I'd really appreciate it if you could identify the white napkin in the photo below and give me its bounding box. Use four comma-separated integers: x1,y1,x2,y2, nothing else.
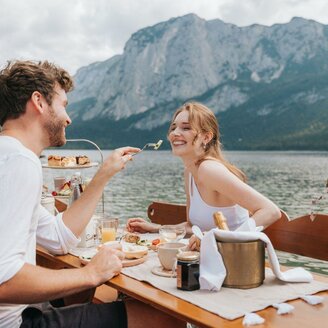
199,230,226,291
199,219,313,291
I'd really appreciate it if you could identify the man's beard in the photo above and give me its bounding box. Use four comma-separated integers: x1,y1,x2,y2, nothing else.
44,108,66,147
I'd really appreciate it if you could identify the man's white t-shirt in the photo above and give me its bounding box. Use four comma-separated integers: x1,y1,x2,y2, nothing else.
0,136,79,328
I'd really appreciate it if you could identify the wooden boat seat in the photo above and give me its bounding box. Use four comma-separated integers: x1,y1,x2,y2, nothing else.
147,201,328,261
264,213,328,261
148,201,187,225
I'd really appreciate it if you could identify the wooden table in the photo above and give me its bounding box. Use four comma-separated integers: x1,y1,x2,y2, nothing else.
36,246,328,328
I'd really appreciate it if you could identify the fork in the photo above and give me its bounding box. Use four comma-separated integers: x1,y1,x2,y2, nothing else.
132,140,163,156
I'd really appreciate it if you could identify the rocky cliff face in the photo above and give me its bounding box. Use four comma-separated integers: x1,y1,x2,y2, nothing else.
67,14,328,150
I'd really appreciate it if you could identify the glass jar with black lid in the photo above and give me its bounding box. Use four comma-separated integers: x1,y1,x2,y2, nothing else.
176,251,200,291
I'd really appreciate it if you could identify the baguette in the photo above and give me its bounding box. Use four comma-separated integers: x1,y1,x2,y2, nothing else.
213,211,230,230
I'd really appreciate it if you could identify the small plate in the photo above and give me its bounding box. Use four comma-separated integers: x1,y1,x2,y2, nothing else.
79,249,98,265
122,257,146,267
42,162,98,169
123,244,148,259
151,265,177,278
79,252,146,267
101,241,122,249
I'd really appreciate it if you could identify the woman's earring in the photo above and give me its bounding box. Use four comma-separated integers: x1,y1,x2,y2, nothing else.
202,143,207,150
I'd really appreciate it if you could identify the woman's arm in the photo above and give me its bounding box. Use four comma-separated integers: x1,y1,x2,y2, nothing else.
199,161,281,228
127,216,191,234
127,169,192,234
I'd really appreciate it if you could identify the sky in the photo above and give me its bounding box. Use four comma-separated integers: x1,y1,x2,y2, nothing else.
1,0,328,75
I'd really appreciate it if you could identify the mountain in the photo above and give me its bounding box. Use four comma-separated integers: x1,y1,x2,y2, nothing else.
66,14,328,150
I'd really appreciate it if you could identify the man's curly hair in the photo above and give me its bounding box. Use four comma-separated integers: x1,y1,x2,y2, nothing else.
0,60,74,126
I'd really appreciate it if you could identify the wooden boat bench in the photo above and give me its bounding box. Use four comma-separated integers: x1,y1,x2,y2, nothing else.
147,201,328,261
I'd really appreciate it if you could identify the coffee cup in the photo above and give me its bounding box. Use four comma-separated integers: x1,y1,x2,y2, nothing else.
157,242,186,271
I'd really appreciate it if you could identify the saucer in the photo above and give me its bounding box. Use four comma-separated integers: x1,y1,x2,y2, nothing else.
122,256,146,267
151,265,177,278
79,253,146,267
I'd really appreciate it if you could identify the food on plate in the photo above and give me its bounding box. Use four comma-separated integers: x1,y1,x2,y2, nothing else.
47,155,91,167
149,238,161,251
57,181,71,196
48,155,62,166
79,246,146,267
123,244,148,259
151,239,160,246
61,156,76,167
136,239,151,247
123,233,140,244
47,155,75,167
76,155,91,165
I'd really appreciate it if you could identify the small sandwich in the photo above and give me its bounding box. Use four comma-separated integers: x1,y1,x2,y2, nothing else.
123,233,140,244
48,155,62,166
76,155,90,165
61,156,76,167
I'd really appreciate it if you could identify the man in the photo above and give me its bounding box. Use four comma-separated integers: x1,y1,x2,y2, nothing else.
0,61,184,328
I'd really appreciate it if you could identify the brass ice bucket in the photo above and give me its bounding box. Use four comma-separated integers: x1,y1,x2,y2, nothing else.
217,240,265,289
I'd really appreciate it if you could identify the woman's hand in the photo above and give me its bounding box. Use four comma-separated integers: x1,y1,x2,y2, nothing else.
126,218,160,233
188,234,201,251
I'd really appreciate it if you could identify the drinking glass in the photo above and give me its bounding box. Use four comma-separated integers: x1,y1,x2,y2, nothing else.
101,218,118,243
159,225,186,242
116,223,126,241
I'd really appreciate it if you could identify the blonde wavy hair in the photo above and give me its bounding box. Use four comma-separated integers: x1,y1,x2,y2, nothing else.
168,102,246,182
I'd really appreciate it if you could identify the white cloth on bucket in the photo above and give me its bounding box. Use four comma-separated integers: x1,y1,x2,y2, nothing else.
199,230,226,290
199,219,313,291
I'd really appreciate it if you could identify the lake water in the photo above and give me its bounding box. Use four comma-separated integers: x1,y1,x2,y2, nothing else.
42,150,328,221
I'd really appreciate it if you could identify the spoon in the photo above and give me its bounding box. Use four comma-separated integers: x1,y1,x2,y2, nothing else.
192,225,203,240
132,139,163,156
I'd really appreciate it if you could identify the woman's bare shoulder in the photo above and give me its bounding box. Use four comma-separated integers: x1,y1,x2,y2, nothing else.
198,160,231,184
198,158,228,174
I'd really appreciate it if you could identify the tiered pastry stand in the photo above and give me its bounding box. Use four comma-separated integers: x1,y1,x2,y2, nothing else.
42,138,105,215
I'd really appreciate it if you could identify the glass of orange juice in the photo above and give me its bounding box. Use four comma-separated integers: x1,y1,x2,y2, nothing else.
101,218,118,243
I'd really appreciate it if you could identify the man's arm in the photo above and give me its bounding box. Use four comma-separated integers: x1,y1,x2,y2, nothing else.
62,146,139,237
0,246,123,304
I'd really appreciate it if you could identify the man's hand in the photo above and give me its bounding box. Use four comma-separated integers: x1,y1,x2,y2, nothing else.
126,217,160,233
102,146,140,178
84,246,124,285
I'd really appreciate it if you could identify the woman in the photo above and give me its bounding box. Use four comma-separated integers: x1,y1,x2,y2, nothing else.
127,102,281,246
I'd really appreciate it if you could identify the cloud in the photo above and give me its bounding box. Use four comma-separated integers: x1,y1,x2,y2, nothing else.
0,0,327,74
219,0,328,26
